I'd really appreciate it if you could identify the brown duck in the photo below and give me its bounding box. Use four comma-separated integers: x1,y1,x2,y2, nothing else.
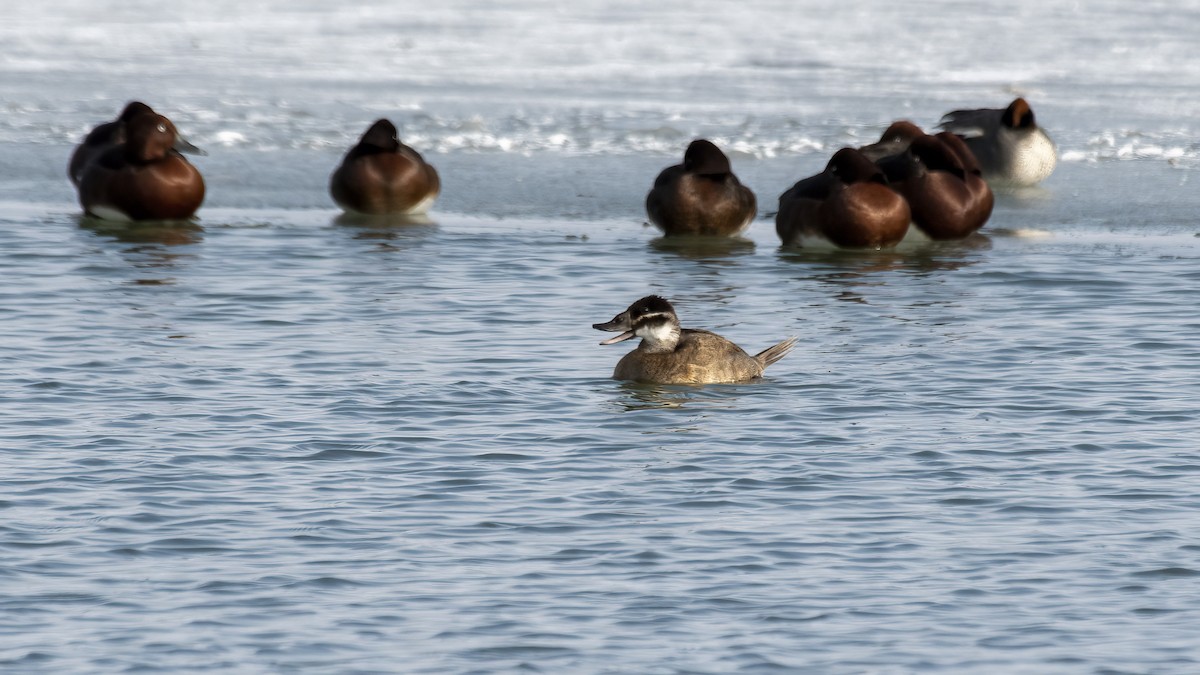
330,119,440,215
776,147,911,249
69,101,202,187
77,112,206,221
876,133,993,239
645,139,757,237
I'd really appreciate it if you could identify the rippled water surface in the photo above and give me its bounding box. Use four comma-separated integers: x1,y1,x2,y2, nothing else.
4,1,1200,673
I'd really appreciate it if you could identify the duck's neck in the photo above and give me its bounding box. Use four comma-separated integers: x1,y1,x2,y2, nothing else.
638,322,682,353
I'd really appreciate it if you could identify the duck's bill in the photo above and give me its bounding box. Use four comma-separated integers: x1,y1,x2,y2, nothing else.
593,312,630,332
174,135,207,156
598,330,635,345
593,313,631,341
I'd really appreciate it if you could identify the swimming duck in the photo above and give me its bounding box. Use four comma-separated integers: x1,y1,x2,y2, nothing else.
775,147,911,248
78,112,206,221
645,139,757,237
330,119,440,215
593,295,795,384
875,133,992,239
68,102,202,187
937,98,1056,187
857,120,926,162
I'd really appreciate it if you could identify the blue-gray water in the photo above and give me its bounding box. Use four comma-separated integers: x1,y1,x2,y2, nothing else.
4,1,1200,673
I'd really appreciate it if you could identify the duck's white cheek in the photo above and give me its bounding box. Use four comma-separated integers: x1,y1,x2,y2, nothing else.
638,322,675,342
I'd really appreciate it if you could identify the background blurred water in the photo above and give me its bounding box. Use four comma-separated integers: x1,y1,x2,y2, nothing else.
3,1,1200,673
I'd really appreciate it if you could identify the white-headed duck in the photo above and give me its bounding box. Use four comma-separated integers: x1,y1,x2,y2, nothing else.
594,295,795,384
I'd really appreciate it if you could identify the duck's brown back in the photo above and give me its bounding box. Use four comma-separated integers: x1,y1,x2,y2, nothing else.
613,329,763,384
646,171,756,237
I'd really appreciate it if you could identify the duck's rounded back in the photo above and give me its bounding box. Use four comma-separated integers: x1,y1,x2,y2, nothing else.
776,148,910,249
934,131,994,230
880,134,990,240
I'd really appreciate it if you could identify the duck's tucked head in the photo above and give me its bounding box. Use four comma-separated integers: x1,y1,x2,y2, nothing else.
876,120,924,145
909,135,967,179
360,119,402,152
934,131,983,175
593,295,681,351
1001,98,1036,130
828,147,887,185
683,139,732,177
118,101,155,123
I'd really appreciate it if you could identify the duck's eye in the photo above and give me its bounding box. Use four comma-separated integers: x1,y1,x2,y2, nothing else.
157,124,167,133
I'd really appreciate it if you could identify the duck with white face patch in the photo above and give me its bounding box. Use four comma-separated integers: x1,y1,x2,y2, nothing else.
593,295,795,385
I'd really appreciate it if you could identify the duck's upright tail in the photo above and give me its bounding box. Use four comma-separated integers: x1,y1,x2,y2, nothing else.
754,337,797,370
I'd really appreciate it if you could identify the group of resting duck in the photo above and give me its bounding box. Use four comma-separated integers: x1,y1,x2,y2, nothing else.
68,98,1056,385
649,97,1056,248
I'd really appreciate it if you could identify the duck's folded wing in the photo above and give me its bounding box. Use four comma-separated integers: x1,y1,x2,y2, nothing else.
937,108,998,139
